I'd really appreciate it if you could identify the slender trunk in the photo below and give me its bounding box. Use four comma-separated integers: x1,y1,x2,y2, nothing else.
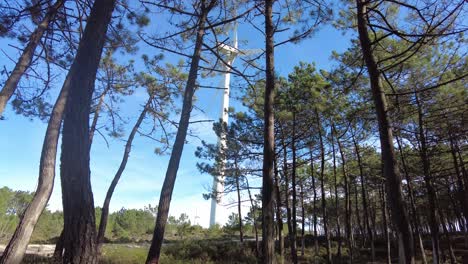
0,0,65,115
315,109,332,263
146,4,211,263
334,125,353,262
395,134,427,264
309,149,319,263
262,0,276,262
291,113,298,259
449,134,468,246
246,180,260,256
331,129,343,261
97,96,152,248
438,208,456,264
89,88,109,148
274,159,284,262
300,182,305,257
355,1,414,262
280,127,297,264
415,93,441,264
235,160,243,242
0,35,69,264
380,184,391,264
352,134,375,262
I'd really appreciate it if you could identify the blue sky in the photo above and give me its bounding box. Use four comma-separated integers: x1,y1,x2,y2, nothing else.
0,9,352,227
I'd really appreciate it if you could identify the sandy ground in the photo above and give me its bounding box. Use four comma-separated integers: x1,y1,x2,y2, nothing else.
0,244,55,257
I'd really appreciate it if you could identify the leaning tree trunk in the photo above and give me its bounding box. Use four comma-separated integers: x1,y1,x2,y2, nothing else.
0,0,65,116
262,0,276,263
0,44,68,264
59,1,116,263
145,4,211,263
97,95,153,248
0,1,114,263
355,1,415,263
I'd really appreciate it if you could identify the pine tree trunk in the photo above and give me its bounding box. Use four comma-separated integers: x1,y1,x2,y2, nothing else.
309,149,319,263
274,159,284,262
234,159,244,243
0,0,64,116
415,93,441,264
380,184,391,264
146,4,211,263
280,127,297,264
315,109,332,263
291,112,298,260
331,129,343,261
334,125,353,262
395,134,427,264
97,95,152,248
59,1,116,263
300,182,305,257
353,134,375,262
0,46,67,264
262,0,276,262
355,1,415,262
89,87,110,148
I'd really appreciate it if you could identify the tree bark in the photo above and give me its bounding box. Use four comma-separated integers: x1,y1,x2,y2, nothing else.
234,158,244,243
415,93,441,263
352,134,375,262
0,0,65,116
97,95,153,248
59,1,116,263
145,3,212,263
355,1,414,262
315,109,332,264
274,159,284,262
395,134,427,264
309,149,319,264
330,129,343,261
334,125,353,262
261,0,276,263
291,112,298,260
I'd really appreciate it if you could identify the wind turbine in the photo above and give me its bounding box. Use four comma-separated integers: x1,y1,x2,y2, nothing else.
209,22,261,227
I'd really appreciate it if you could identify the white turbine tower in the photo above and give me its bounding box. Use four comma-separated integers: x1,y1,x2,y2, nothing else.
209,22,261,227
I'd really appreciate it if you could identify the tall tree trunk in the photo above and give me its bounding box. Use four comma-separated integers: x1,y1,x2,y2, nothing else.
234,158,244,243
334,125,353,262
0,32,70,264
315,109,332,263
0,0,64,116
355,1,415,262
300,181,305,257
352,134,375,262
59,1,116,262
309,149,319,263
395,134,427,264
274,159,284,263
280,127,297,264
291,112,298,260
380,184,391,264
449,134,468,246
97,95,153,248
331,129,343,261
415,93,441,264
146,4,211,263
262,0,276,263
246,179,260,256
